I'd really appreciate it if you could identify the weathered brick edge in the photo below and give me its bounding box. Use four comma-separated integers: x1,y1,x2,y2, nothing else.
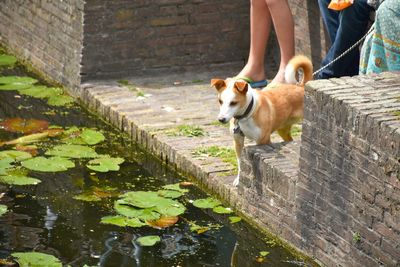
238,72,400,267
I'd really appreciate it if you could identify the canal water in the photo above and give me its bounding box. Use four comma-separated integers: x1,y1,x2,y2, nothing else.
0,57,315,266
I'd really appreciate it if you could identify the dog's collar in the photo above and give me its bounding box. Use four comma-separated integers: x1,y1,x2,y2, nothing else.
234,95,254,120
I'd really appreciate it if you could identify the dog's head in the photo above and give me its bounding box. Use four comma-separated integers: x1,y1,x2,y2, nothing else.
211,78,249,123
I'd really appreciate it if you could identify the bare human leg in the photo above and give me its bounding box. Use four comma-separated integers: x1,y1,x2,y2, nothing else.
237,0,272,83
238,0,294,85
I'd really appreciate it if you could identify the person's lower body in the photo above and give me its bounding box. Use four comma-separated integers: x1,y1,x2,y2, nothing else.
317,0,373,79
237,0,294,85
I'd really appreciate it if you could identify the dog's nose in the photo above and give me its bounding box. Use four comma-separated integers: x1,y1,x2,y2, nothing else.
218,117,227,123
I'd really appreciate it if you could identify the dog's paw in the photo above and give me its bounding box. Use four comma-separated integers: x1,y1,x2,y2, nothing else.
232,176,239,187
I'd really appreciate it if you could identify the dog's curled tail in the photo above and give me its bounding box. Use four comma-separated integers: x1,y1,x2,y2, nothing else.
284,55,313,86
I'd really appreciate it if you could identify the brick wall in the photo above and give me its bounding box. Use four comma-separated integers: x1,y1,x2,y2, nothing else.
298,73,400,266
81,0,325,81
0,0,84,95
238,72,400,267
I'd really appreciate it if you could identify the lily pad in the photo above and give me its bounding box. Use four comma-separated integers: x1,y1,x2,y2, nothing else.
0,158,14,175
118,191,186,217
0,175,41,185
11,252,62,267
136,235,161,247
0,83,32,91
15,144,39,156
0,54,17,66
47,95,74,106
18,86,63,99
21,156,75,172
45,144,98,158
162,183,189,193
157,189,183,199
0,204,7,216
212,206,233,214
147,216,179,229
114,202,160,221
229,216,242,223
86,156,124,172
0,76,38,85
0,118,49,134
100,215,146,228
192,197,222,209
80,129,105,145
119,191,166,209
0,150,32,161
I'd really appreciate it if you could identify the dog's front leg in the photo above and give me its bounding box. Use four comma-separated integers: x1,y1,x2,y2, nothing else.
232,132,244,187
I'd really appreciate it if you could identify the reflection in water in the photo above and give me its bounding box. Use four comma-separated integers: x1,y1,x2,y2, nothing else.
44,206,58,233
160,228,201,259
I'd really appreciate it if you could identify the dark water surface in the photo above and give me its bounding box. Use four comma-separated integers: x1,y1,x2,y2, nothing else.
0,65,314,267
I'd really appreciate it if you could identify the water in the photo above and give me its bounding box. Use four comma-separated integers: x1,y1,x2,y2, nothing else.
0,63,315,266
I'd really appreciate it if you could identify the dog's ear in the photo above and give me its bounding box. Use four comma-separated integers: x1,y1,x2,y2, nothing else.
234,81,248,94
210,79,226,92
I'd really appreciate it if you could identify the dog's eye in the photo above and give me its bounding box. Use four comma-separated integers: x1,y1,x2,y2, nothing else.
229,101,238,106
218,99,223,105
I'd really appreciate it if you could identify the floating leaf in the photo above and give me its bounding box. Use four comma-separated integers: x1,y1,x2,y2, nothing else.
80,129,105,145
21,156,75,172
11,252,62,267
114,202,160,221
47,95,74,106
192,197,221,209
260,251,270,257
157,189,183,199
212,206,233,214
118,191,186,216
0,83,32,91
0,204,7,216
100,215,146,228
162,183,189,193
86,156,124,172
0,158,14,175
190,224,211,234
18,86,63,99
147,216,179,229
45,144,98,158
0,118,49,134
154,201,186,217
0,132,50,147
15,144,38,156
180,181,193,186
0,75,37,90
136,235,161,247
0,150,32,161
0,76,37,85
229,216,242,224
0,175,41,185
119,191,165,209
0,54,17,66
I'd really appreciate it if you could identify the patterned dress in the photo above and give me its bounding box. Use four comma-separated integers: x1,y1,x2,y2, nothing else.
360,0,400,74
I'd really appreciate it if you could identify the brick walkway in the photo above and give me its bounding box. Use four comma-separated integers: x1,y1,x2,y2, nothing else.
80,72,301,207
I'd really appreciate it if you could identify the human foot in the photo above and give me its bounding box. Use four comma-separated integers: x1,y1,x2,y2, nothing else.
270,68,286,84
237,64,266,84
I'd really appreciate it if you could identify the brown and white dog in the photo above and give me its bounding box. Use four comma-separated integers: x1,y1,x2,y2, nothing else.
211,55,312,186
